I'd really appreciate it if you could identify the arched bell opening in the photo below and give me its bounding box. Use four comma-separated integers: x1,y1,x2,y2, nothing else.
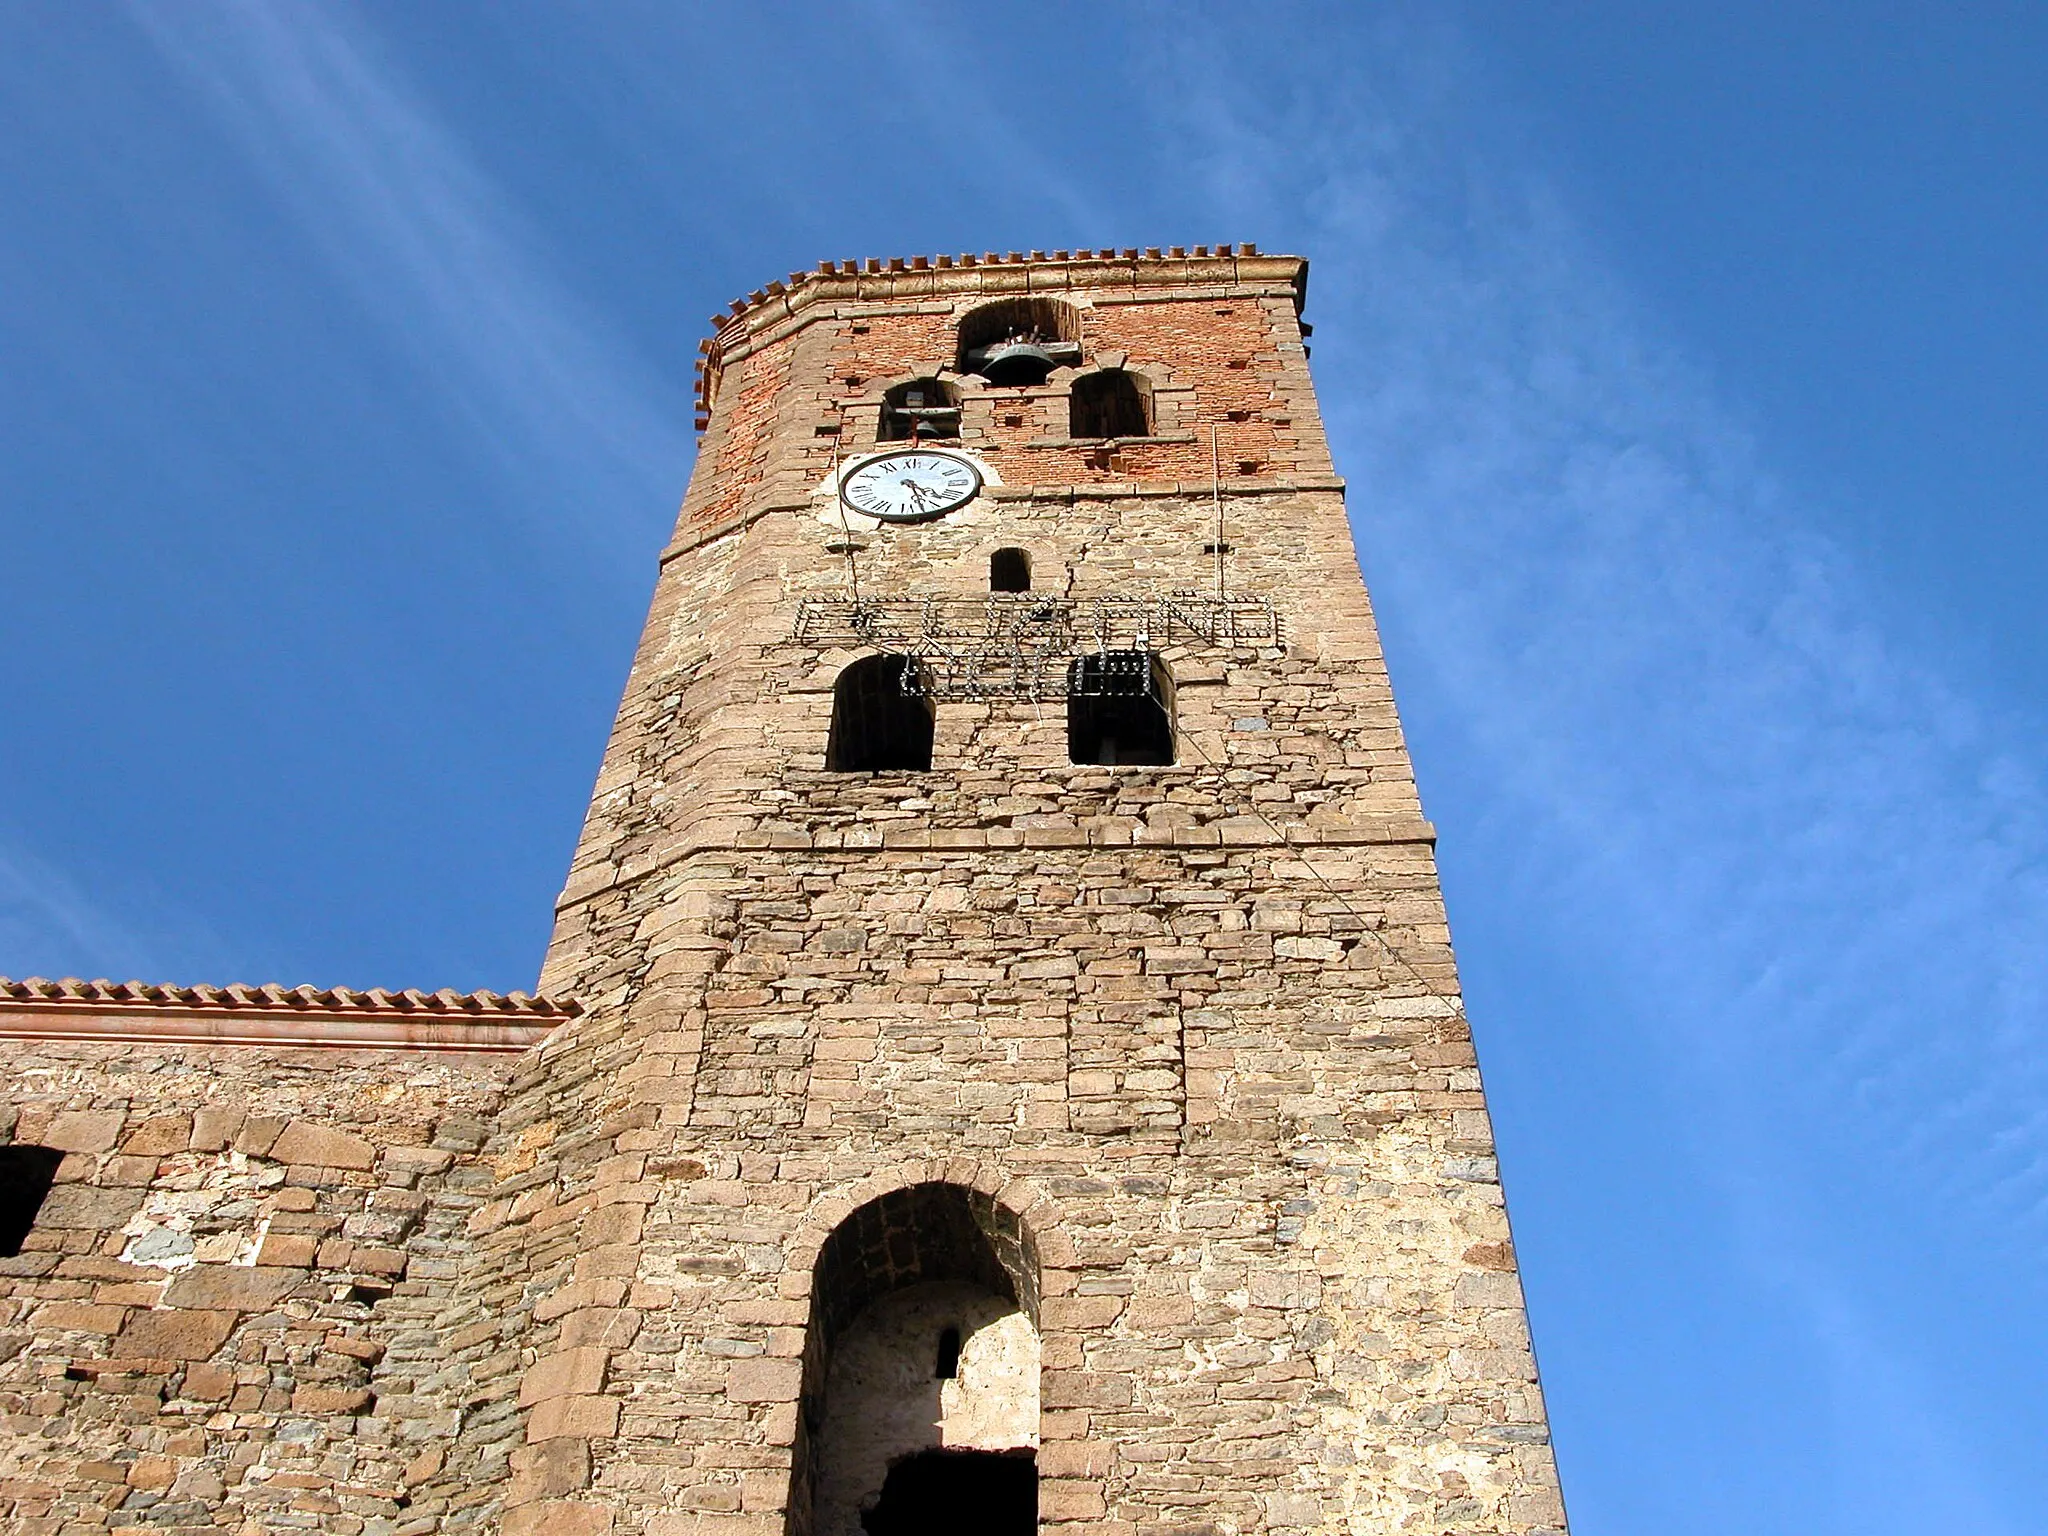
788,1184,1042,1536
1068,368,1152,439
826,655,935,772
879,379,961,443
956,298,1081,387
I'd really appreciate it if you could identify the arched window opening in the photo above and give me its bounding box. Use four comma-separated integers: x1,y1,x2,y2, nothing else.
879,379,961,443
0,1145,63,1258
1069,369,1152,439
791,1184,1041,1536
827,656,934,772
989,549,1031,593
1068,651,1175,766
957,298,1081,387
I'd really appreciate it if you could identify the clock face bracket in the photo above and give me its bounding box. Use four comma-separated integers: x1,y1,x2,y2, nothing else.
835,448,985,525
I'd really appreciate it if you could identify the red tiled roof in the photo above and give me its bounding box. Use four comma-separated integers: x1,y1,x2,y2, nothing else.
0,976,577,1017
0,976,578,1053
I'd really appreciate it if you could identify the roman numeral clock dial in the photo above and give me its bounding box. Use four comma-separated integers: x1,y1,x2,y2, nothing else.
838,449,982,523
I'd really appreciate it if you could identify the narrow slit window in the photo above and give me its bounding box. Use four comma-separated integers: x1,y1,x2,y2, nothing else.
990,549,1031,592
935,1326,963,1379
1067,651,1174,766
826,655,935,772
0,1145,63,1258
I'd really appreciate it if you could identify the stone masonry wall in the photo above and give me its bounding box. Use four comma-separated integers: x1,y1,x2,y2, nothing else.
0,1039,521,1535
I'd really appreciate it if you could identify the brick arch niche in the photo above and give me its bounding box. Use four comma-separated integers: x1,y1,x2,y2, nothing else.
790,1183,1042,1536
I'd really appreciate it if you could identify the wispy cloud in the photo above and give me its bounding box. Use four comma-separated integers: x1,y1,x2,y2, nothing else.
126,0,691,569
1142,10,2047,1529
0,839,230,987
0,844,139,979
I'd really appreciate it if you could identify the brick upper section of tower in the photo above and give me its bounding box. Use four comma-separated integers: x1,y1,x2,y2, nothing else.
686,245,1326,535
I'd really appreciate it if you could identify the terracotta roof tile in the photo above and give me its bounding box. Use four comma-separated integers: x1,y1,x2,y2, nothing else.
0,976,579,1018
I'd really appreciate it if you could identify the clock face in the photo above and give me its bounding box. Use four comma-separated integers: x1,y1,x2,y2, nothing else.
839,449,982,523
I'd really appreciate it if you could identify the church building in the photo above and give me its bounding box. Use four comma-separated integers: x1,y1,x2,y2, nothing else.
0,247,1571,1536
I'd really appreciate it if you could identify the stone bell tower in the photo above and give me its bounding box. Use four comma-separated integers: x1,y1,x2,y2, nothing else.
429,248,1570,1536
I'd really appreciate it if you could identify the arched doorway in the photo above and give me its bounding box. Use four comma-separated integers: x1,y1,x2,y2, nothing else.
791,1184,1040,1536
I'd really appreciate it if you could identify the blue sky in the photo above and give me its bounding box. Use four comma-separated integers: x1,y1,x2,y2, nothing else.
3,4,2044,1530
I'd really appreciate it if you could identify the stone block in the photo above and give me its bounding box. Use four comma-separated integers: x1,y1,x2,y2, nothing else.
1453,1272,1523,1309
35,1301,127,1333
188,1107,242,1151
36,1184,144,1229
178,1364,235,1401
1041,1371,1132,1409
1240,1487,1322,1532
1038,1441,1116,1478
99,1153,159,1186
124,1455,177,1490
325,1331,384,1363
1040,1480,1108,1520
519,1346,611,1406
291,1385,375,1414
269,1120,377,1170
118,1115,191,1156
505,1502,614,1536
115,1308,234,1362
233,1115,286,1156
255,1234,318,1268
1128,1297,1194,1327
581,1201,644,1247
560,1308,643,1350
164,1265,298,1312
573,1242,641,1279
508,1438,591,1502
526,1394,621,1441
1042,1294,1125,1329
1463,1241,1515,1272
45,1111,125,1153
534,1278,629,1323
353,1246,408,1277
724,1357,802,1403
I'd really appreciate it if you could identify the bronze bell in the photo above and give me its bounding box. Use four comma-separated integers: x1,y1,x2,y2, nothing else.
979,341,1057,387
